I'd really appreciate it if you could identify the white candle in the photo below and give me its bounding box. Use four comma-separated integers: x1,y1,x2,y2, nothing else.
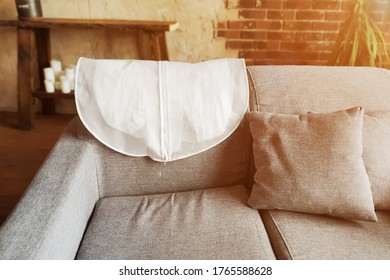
69,80,75,91
65,67,75,90
55,81,61,91
50,59,62,74
55,70,65,81
65,67,75,80
60,76,71,94
44,80,55,93
43,67,55,81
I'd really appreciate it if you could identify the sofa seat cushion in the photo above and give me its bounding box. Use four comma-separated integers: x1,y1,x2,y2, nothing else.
76,185,275,259
261,209,390,260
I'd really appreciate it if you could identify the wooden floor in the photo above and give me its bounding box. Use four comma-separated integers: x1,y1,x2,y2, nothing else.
0,112,75,226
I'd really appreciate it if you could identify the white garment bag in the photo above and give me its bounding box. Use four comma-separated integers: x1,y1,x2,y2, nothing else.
75,58,248,162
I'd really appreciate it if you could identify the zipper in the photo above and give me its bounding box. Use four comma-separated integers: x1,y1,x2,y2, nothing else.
159,61,170,162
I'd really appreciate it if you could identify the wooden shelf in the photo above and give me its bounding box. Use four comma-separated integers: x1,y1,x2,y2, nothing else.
0,18,179,32
0,17,178,129
33,90,75,99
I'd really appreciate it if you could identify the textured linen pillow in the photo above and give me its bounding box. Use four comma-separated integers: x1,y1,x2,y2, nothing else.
363,111,390,210
247,107,377,222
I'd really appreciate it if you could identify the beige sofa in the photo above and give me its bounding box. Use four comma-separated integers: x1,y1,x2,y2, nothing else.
0,65,389,259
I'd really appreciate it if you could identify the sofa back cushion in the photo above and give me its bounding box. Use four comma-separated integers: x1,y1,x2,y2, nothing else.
247,66,390,114
76,118,251,197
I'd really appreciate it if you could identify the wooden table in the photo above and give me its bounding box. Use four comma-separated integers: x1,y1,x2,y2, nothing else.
0,18,179,129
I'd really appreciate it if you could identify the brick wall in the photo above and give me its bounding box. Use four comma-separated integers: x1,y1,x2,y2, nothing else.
215,0,390,66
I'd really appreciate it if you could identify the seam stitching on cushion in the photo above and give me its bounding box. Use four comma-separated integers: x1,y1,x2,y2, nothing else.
247,68,260,111
88,141,101,199
244,117,251,189
267,210,294,260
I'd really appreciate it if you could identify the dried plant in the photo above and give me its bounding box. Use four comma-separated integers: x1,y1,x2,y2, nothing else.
328,0,389,67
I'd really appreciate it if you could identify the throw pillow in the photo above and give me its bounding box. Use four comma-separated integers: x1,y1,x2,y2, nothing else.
363,111,390,210
246,107,377,222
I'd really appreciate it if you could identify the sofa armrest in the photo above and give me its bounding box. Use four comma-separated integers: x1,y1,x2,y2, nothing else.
0,118,99,259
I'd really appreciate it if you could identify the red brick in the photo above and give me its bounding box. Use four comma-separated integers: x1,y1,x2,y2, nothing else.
312,21,339,31
239,9,266,19
262,59,293,65
267,10,295,20
254,40,280,50
259,0,283,9
325,11,350,21
296,10,325,20
239,50,267,59
215,30,241,39
226,0,262,9
281,41,308,51
226,40,254,49
268,31,294,41
241,30,267,39
253,59,281,65
384,32,390,43
341,1,355,11
256,20,282,30
307,60,328,66
283,0,312,9
381,63,390,70
228,20,256,29
217,21,227,29
295,51,320,60
313,1,341,10
295,31,322,41
376,22,388,33
308,42,335,52
320,52,332,61
266,41,281,50
384,12,390,22
369,12,384,22
266,50,317,60
323,32,339,41
265,50,284,59
284,59,308,65
252,59,266,65
283,21,312,31
254,41,267,49
244,59,256,66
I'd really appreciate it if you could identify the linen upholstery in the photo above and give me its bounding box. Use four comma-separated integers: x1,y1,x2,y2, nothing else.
78,117,252,197
247,65,390,260
363,112,390,209
261,209,390,260
76,185,276,260
0,118,99,259
247,66,390,114
246,107,377,222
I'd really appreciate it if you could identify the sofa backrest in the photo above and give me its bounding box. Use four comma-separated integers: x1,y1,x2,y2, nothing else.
76,117,252,198
247,66,390,114
76,65,390,198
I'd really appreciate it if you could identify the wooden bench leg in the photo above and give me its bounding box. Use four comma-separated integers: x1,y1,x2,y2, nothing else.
17,27,35,130
35,28,55,115
137,31,169,60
